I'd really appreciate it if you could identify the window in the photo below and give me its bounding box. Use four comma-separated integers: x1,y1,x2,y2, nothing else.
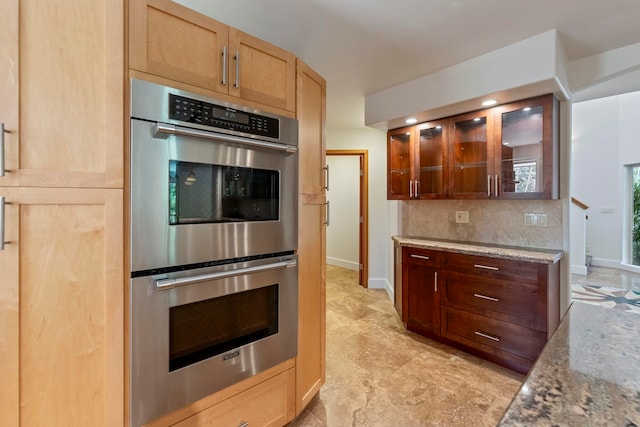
633,166,640,265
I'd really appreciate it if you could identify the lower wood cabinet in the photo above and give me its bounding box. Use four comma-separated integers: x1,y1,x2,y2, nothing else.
172,368,295,427
403,248,441,337
401,246,560,374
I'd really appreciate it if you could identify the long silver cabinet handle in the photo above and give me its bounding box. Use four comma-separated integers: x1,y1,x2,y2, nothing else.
221,46,227,85
324,200,330,226
323,164,329,190
473,264,499,271
475,331,500,342
487,175,491,197
409,180,414,199
234,50,240,88
434,271,438,292
410,254,430,260
155,258,297,290
1,123,6,177
153,123,297,154
495,174,499,197
473,293,499,302
0,196,5,250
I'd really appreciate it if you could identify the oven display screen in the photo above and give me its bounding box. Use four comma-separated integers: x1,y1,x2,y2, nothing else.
169,94,279,138
169,284,279,372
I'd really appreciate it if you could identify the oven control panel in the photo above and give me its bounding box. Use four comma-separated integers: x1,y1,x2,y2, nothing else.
169,94,279,139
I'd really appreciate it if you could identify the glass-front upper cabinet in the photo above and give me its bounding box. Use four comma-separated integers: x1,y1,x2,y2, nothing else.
416,121,448,199
387,126,414,199
494,94,558,199
449,110,494,198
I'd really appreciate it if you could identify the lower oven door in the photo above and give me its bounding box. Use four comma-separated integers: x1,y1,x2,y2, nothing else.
130,254,298,427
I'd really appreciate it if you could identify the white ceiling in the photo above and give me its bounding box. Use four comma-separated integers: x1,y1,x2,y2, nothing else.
178,0,640,128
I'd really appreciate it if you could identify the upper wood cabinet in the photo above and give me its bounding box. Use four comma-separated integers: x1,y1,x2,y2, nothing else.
0,0,124,188
387,120,448,200
130,0,296,112
387,94,559,200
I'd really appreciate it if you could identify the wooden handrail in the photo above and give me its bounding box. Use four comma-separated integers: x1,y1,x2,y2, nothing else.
571,197,589,210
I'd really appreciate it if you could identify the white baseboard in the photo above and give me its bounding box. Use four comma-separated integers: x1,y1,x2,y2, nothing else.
571,265,588,275
589,258,640,274
326,257,359,271
368,277,394,302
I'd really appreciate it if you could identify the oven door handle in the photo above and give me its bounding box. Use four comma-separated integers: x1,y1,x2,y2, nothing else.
154,123,298,154
155,258,297,290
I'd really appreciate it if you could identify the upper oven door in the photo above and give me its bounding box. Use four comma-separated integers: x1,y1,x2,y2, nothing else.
130,119,298,273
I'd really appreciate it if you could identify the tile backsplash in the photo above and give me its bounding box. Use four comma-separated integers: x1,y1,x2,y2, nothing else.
402,199,563,249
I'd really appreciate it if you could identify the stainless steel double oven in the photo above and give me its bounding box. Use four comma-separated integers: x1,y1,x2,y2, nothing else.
129,79,298,426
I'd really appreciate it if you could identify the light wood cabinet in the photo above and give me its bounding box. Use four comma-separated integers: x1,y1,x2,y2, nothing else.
130,0,296,112
0,1,125,425
173,368,295,427
0,187,123,427
0,0,124,189
295,59,327,415
387,94,558,200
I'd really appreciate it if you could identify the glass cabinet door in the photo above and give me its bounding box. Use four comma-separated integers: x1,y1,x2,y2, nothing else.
450,111,493,198
495,94,556,199
387,127,414,199
416,121,447,198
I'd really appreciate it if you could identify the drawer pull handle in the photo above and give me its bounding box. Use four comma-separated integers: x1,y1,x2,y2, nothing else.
475,331,500,342
473,264,499,271
434,271,438,292
411,254,430,260
239,421,249,427
473,293,499,302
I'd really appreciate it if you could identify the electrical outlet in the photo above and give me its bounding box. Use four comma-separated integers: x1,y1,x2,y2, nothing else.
455,211,469,223
524,213,548,227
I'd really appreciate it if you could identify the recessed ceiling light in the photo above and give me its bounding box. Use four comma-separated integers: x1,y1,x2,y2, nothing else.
523,107,531,112
406,118,417,124
436,125,442,129
473,117,481,122
482,99,497,106
405,132,411,136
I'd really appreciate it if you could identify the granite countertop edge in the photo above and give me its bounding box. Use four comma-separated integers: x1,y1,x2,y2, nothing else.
392,236,564,264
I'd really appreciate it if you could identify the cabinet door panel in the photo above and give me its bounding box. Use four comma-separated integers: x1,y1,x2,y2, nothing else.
296,198,326,413
416,121,447,198
406,262,440,336
494,94,557,199
130,0,228,94
0,0,124,188
0,188,123,427
387,127,413,199
230,29,296,112
449,110,493,198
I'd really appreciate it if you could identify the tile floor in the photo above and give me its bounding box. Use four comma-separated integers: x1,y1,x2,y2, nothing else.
292,265,524,427
571,266,640,313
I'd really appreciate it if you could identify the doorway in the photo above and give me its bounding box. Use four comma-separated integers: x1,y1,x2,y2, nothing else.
326,150,369,287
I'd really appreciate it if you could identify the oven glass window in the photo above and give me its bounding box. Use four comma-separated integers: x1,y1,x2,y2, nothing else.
169,160,279,225
169,284,279,372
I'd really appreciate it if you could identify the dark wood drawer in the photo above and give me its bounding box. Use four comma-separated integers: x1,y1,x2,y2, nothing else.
441,306,546,361
445,252,542,284
403,247,441,268
443,271,546,331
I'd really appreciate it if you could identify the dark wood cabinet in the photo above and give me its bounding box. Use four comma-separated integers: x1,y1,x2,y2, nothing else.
387,121,448,200
387,94,559,200
403,248,441,337
400,248,560,374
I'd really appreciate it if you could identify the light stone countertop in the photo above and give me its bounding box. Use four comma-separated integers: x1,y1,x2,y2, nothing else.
499,302,640,426
392,236,563,264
